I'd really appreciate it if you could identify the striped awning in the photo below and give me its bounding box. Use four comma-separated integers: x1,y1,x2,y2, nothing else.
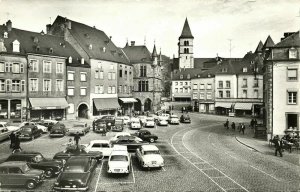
234,103,253,110
93,98,120,111
119,98,138,103
215,102,232,108
29,98,68,110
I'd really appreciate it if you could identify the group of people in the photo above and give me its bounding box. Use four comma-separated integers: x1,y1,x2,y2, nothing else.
224,119,246,134
9,131,21,153
271,134,299,157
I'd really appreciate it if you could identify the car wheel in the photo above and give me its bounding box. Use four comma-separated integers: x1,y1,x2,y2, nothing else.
45,169,53,178
26,180,37,189
149,138,155,143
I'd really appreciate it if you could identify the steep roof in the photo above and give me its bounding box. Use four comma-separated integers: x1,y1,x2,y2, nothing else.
152,44,157,58
274,31,299,48
262,35,275,49
235,52,263,75
255,41,263,53
0,24,88,67
122,45,152,64
179,18,194,39
52,16,128,64
172,68,202,80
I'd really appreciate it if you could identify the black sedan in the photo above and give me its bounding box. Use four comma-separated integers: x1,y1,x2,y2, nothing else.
180,114,191,123
111,136,149,152
131,130,158,143
18,125,43,140
52,156,97,192
50,123,68,137
53,145,103,162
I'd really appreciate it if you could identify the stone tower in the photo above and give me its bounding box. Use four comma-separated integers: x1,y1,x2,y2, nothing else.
178,18,194,68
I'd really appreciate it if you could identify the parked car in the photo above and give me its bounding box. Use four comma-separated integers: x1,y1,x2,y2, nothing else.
157,119,168,126
136,145,164,169
107,145,131,175
84,140,113,157
93,115,115,132
0,121,20,133
120,116,131,125
158,113,170,121
49,123,68,137
144,117,155,128
18,125,43,140
111,136,149,152
110,132,143,143
132,130,158,143
94,119,107,134
52,156,97,192
169,115,180,125
53,145,103,162
19,122,48,133
180,114,191,123
37,120,58,132
0,123,12,142
0,161,45,189
112,118,124,132
68,122,90,135
5,151,64,178
130,118,142,130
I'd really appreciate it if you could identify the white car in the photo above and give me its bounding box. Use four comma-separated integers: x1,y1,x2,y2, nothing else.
130,118,142,130
169,115,180,124
110,132,142,143
158,113,170,121
107,145,131,174
118,116,130,125
19,122,48,133
0,122,20,132
145,117,155,128
136,145,164,168
158,119,168,126
84,140,113,157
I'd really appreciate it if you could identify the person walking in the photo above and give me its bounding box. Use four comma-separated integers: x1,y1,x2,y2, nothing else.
241,123,245,134
272,135,283,157
12,135,21,153
231,122,236,131
250,119,255,129
9,131,16,149
74,132,81,146
224,119,229,129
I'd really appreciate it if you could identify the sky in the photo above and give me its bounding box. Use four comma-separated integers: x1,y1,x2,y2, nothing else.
0,0,299,58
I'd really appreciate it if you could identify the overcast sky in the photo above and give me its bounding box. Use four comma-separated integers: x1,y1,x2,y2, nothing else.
0,0,299,58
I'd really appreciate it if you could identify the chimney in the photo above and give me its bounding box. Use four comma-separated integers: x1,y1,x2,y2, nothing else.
109,36,112,41
6,20,12,32
67,20,71,29
46,24,52,34
130,41,135,46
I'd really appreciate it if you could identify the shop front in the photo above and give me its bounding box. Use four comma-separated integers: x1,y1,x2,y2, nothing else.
118,98,137,117
215,102,233,116
93,98,119,116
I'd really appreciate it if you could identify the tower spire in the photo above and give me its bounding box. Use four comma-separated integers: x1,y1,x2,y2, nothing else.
179,18,194,39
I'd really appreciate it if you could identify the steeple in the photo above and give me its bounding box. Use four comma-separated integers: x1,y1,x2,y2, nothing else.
179,18,194,39
262,35,275,50
255,41,263,53
159,48,163,66
152,44,158,58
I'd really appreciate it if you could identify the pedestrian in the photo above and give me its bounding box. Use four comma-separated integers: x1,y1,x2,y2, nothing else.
12,135,21,153
272,135,283,157
238,123,242,132
9,131,16,149
250,119,255,129
241,123,245,134
254,119,257,127
74,132,81,146
231,122,236,131
224,119,229,129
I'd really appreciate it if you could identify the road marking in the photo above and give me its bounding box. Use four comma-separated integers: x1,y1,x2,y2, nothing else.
94,161,103,192
131,159,136,184
250,165,281,182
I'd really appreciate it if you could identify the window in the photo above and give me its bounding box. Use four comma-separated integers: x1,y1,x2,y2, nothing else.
110,64,114,70
43,79,51,92
56,80,63,92
180,88,183,93
254,90,258,98
200,93,204,99
243,67,248,72
29,79,38,91
0,79,5,91
21,80,25,92
289,47,298,59
219,91,223,98
288,91,297,104
207,84,212,90
193,84,197,90
20,64,24,73
6,79,11,92
242,79,247,87
175,88,178,93
184,41,189,46
124,71,127,80
56,62,63,73
0,62,4,72
99,85,104,94
67,87,74,96
226,81,230,88
95,70,99,79
253,79,259,87
124,85,127,93
287,69,297,81
112,72,116,80
119,69,123,78
184,48,189,53
184,88,188,93
80,87,86,96
185,82,188,86
193,93,197,99
243,90,247,98
118,85,122,93
12,63,20,73
5,63,12,72
180,82,183,86
226,91,230,98
43,61,51,73
140,66,147,77
12,80,20,92
207,92,212,99
30,60,38,72
80,73,87,81
175,82,178,86
67,71,74,80
218,81,223,88
99,71,104,79
68,103,75,114
138,81,149,92
221,68,228,72
200,84,205,89
108,72,112,80
95,85,100,94
108,86,112,94
187,74,190,79
180,75,183,80
112,86,116,94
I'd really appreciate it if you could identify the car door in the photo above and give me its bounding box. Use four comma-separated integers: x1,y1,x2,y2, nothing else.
0,167,9,185
8,167,25,186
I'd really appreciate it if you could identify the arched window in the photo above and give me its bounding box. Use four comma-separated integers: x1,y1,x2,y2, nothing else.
186,48,189,53
184,40,189,46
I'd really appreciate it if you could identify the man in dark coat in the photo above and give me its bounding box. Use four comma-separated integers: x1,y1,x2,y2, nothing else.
250,119,255,129
231,122,236,131
273,135,283,157
241,123,245,134
224,119,229,129
74,132,81,146
9,131,16,149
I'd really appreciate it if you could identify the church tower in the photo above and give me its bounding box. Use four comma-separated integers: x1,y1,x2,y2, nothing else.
178,18,194,68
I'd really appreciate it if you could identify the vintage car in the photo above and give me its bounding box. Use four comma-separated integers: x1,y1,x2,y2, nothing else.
110,132,143,143
49,123,68,137
169,115,180,125
0,161,45,189
52,156,97,192
84,140,113,157
112,118,124,132
37,120,58,131
111,136,149,152
0,121,20,133
144,117,155,128
93,119,107,134
68,122,90,135
0,123,12,142
53,145,103,162
180,114,191,123
136,145,164,169
19,121,48,133
18,125,43,140
119,116,131,125
131,130,158,143
130,118,142,130
5,151,64,178
107,145,131,174
158,113,170,121
157,119,168,126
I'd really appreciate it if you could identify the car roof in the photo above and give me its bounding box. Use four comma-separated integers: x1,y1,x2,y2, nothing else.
110,150,128,156
137,130,150,133
117,135,135,140
89,140,109,144
141,145,159,151
0,161,27,167
0,122,7,124
112,145,127,151
171,115,178,117
115,132,130,136
10,151,41,156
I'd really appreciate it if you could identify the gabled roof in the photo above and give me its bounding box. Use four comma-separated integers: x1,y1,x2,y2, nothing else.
172,68,202,80
262,35,275,49
274,31,299,48
255,41,263,53
179,18,194,39
122,45,152,64
52,16,128,64
235,52,263,75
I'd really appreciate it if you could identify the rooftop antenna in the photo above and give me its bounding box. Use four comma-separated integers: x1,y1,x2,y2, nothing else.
144,36,146,45
228,39,234,58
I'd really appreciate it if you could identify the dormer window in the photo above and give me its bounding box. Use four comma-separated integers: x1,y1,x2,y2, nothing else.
89,44,92,50
33,37,39,43
243,67,248,72
3,32,8,38
102,47,106,52
221,68,228,73
180,75,183,79
68,56,72,63
84,33,89,38
81,58,84,65
49,48,53,54
12,40,20,52
289,47,298,59
250,61,254,65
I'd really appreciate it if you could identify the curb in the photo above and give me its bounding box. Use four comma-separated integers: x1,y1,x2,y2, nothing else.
235,136,260,153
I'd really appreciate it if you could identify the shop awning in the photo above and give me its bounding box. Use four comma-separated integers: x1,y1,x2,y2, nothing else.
215,102,232,108
234,103,253,110
119,98,138,103
93,98,120,111
29,98,68,110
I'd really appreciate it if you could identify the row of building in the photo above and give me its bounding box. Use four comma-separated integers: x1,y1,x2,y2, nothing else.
171,19,300,138
0,16,163,121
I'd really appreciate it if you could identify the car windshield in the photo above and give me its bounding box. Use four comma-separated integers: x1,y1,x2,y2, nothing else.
115,120,123,124
74,124,84,128
132,119,140,123
171,115,178,118
110,155,128,161
146,119,154,121
144,150,160,155
20,128,32,132
33,154,44,162
21,164,31,172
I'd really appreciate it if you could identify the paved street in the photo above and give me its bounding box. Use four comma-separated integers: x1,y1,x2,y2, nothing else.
0,113,299,192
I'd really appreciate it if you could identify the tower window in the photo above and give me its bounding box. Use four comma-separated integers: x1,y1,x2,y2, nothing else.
184,41,189,46
184,48,189,54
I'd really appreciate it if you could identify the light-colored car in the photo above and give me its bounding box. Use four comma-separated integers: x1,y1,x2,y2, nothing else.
107,145,131,174
158,119,168,126
0,121,20,133
19,122,48,133
118,116,130,125
0,124,11,141
130,118,142,130
68,122,90,135
158,113,170,121
110,132,142,143
136,145,164,168
84,140,113,157
169,115,180,124
145,117,155,128
138,116,147,126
